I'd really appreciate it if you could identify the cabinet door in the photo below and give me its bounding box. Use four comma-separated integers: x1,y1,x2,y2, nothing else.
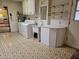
22,0,28,15
40,0,48,6
22,0,25,14
28,0,35,15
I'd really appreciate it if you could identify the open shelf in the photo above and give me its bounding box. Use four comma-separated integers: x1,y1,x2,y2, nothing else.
48,0,70,20
49,3,69,8
48,11,69,15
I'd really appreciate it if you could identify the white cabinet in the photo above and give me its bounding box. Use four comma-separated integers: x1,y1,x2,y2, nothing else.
41,27,65,48
22,0,35,15
22,0,28,15
40,0,48,6
28,0,35,15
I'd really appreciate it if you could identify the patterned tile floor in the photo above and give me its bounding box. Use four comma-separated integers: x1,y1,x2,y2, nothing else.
0,32,76,59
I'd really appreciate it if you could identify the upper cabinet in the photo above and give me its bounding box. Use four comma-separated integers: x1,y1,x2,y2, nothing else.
22,0,35,15
22,0,28,15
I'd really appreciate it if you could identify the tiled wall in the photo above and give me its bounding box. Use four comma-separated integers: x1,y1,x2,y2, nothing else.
48,0,72,21
27,0,72,26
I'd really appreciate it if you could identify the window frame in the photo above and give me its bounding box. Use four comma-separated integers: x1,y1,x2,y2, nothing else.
74,0,79,21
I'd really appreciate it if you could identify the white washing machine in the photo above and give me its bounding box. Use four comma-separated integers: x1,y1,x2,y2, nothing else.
18,22,33,39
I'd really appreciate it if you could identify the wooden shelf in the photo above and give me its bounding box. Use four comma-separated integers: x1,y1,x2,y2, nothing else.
48,11,68,15
49,3,69,8
48,0,70,20
48,12,64,14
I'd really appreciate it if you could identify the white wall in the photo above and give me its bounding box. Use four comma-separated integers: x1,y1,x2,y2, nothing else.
66,0,79,49
2,0,22,32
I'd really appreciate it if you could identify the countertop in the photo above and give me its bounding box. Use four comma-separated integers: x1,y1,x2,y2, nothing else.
32,25,67,29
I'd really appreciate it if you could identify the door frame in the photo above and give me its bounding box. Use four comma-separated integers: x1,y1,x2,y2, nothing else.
4,6,11,32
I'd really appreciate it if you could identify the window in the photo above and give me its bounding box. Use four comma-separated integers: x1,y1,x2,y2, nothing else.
40,6,47,20
74,0,79,21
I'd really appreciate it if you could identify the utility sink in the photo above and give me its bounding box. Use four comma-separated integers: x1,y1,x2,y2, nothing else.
41,24,67,48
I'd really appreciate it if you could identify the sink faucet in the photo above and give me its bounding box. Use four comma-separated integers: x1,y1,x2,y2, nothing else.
35,21,38,25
